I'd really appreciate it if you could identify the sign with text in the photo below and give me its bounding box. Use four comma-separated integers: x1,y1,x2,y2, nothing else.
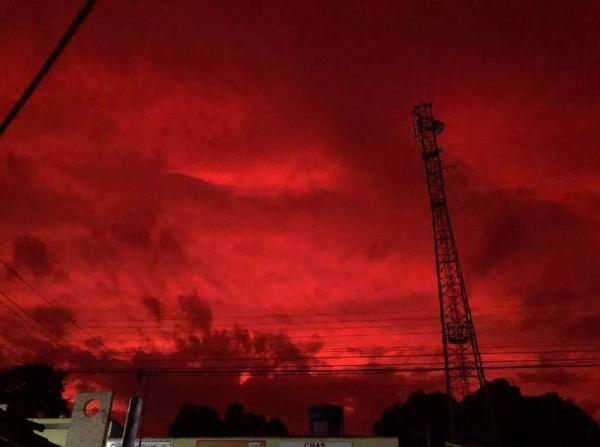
280,442,352,447
196,441,265,447
107,441,172,447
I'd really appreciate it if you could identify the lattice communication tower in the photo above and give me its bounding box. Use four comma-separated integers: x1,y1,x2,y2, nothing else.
412,103,496,442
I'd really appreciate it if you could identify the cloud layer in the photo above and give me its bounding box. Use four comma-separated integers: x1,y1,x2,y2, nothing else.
0,0,599,432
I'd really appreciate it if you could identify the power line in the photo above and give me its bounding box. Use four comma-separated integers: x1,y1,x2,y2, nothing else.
49,359,600,375
0,289,69,343
64,326,600,342
6,341,598,359
0,289,94,365
69,314,597,333
98,377,600,390
76,311,588,328
45,359,600,373
6,348,596,367
0,293,61,344
65,346,600,356
62,330,442,342
80,316,441,327
60,363,600,375
1,261,120,359
0,0,97,137
62,349,599,363
75,322,441,335
78,303,600,323
2,261,77,323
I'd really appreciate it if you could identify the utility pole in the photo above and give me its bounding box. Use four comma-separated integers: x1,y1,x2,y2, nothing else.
412,103,497,445
121,370,146,447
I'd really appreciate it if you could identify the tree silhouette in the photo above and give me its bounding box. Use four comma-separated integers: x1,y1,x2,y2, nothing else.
373,391,456,447
0,364,68,418
168,404,224,437
374,378,600,447
169,402,288,437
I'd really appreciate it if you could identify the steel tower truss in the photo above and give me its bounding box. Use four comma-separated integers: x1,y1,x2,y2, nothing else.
412,103,487,401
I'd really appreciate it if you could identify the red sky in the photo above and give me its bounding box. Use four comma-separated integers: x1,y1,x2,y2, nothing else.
0,0,599,435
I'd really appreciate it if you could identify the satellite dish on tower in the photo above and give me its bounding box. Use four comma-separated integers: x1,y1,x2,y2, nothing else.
432,119,444,135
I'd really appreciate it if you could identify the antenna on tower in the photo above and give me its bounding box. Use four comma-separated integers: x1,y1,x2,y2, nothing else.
412,102,498,446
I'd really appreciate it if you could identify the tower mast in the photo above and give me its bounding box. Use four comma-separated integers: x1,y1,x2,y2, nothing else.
412,103,494,442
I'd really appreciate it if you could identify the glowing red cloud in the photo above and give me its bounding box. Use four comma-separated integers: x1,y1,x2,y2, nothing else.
0,0,598,432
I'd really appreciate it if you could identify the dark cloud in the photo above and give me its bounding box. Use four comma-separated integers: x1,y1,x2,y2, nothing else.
29,305,75,338
465,189,592,276
0,0,599,430
142,296,165,320
10,234,55,278
155,229,186,264
177,293,213,331
456,188,600,345
79,320,441,434
108,211,156,248
559,312,600,341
